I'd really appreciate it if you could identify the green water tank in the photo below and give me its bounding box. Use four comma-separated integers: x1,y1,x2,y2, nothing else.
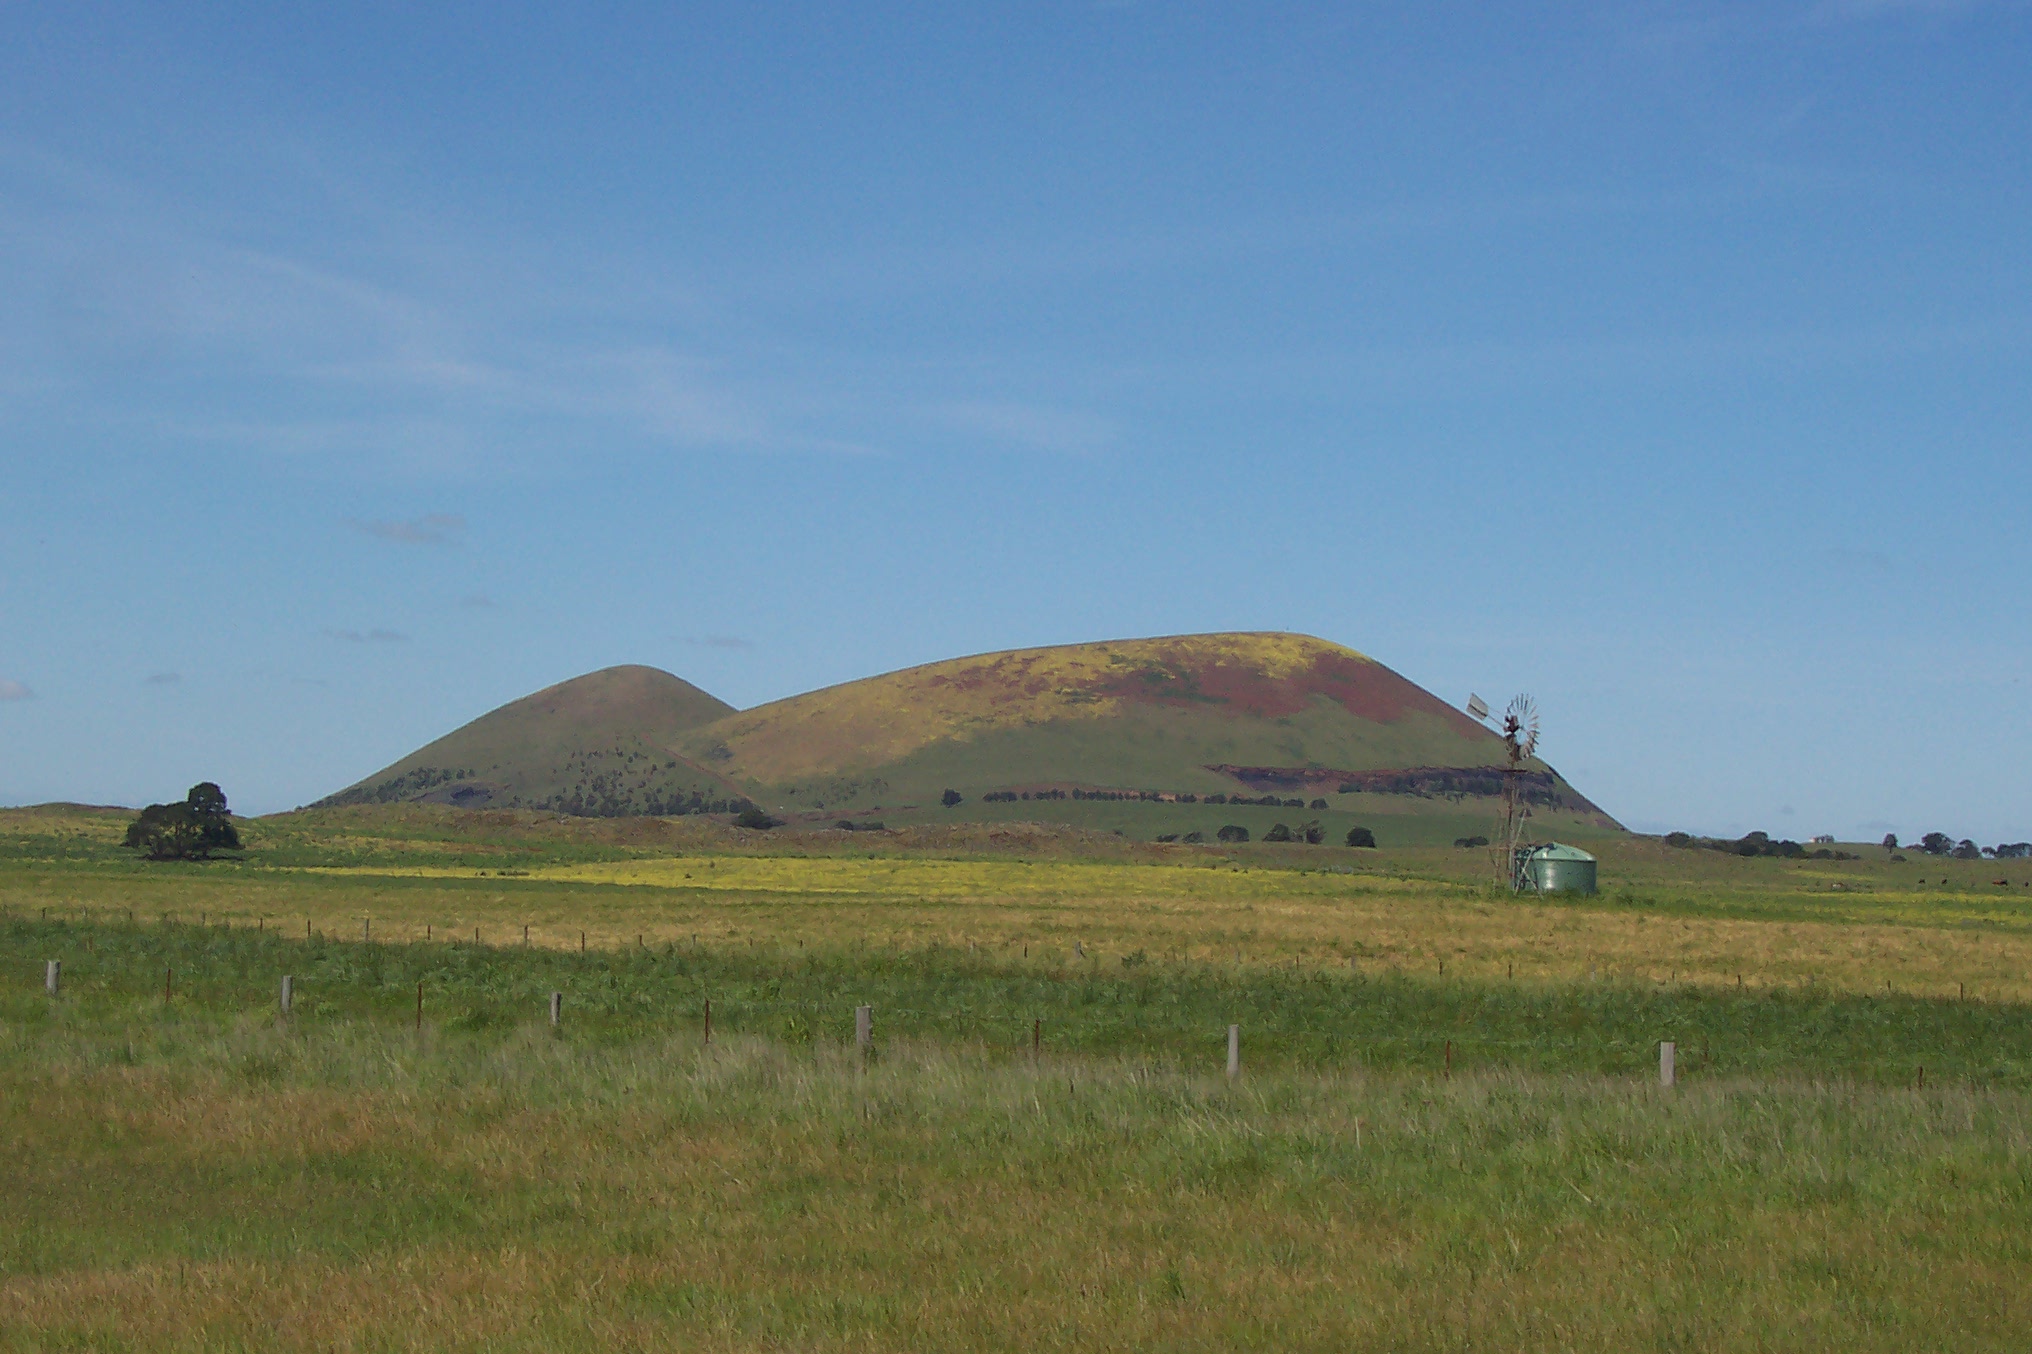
1516,842,1598,895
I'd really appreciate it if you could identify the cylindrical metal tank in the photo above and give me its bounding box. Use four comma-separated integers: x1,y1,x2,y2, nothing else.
1519,843,1598,895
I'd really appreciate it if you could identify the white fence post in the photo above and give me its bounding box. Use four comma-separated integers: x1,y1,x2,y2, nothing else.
855,1004,872,1054
45,960,59,996
1226,1024,1240,1080
1660,1041,1676,1088
549,992,563,1028
280,974,293,1016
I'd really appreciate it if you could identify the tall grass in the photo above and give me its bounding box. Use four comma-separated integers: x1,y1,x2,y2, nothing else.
4,1009,2030,1350
8,914,2025,1086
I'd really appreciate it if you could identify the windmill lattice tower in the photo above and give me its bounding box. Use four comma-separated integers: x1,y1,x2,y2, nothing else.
1467,692,1539,890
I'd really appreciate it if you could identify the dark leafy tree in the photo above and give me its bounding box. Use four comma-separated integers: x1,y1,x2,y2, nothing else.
1952,839,1983,860
1882,833,1899,853
1454,835,1489,848
941,789,963,807
125,782,242,860
1181,830,1205,844
1301,821,1324,845
1308,798,1328,810
1921,832,1954,856
733,807,782,829
1345,826,1377,848
1216,824,1249,843
1264,823,1293,843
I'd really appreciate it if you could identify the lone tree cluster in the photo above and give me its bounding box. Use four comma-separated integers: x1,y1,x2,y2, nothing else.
124,782,242,861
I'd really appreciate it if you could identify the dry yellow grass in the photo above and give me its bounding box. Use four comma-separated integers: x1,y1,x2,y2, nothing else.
14,848,2032,1001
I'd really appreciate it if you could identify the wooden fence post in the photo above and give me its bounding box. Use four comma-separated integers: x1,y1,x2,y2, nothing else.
703,997,711,1045
855,1004,872,1055
363,919,370,943
1226,1024,1240,1080
1033,1018,1041,1059
45,960,59,996
280,975,293,1016
1660,1041,1676,1088
549,992,562,1028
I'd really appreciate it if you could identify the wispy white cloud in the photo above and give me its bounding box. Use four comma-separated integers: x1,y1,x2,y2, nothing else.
352,513,465,545
0,679,33,700
926,400,1118,455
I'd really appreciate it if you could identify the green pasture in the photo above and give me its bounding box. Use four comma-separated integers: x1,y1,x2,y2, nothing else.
5,803,2032,1349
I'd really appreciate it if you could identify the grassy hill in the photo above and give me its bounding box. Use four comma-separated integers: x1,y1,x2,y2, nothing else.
320,634,1621,843
318,665,742,816
680,633,1617,838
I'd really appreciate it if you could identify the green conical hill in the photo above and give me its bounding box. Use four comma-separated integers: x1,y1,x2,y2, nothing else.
318,665,743,816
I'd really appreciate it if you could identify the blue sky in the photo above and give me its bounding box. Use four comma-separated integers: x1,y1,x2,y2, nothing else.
2,2,2028,841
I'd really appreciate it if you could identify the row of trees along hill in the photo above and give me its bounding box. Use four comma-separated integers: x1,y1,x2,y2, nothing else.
1666,829,2031,862
1152,824,1377,847
123,783,241,860
1882,832,2031,860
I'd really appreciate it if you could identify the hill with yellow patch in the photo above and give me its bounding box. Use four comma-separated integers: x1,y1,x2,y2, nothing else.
321,634,1620,842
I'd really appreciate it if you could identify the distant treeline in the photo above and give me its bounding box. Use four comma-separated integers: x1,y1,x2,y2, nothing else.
1155,823,1375,847
1665,831,1859,860
1667,829,2030,862
1884,832,2030,860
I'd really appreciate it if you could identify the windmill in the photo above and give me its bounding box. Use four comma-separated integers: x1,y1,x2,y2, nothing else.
1467,692,1539,889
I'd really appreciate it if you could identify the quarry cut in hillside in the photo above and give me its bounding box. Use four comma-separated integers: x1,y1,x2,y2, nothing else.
320,633,1619,833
